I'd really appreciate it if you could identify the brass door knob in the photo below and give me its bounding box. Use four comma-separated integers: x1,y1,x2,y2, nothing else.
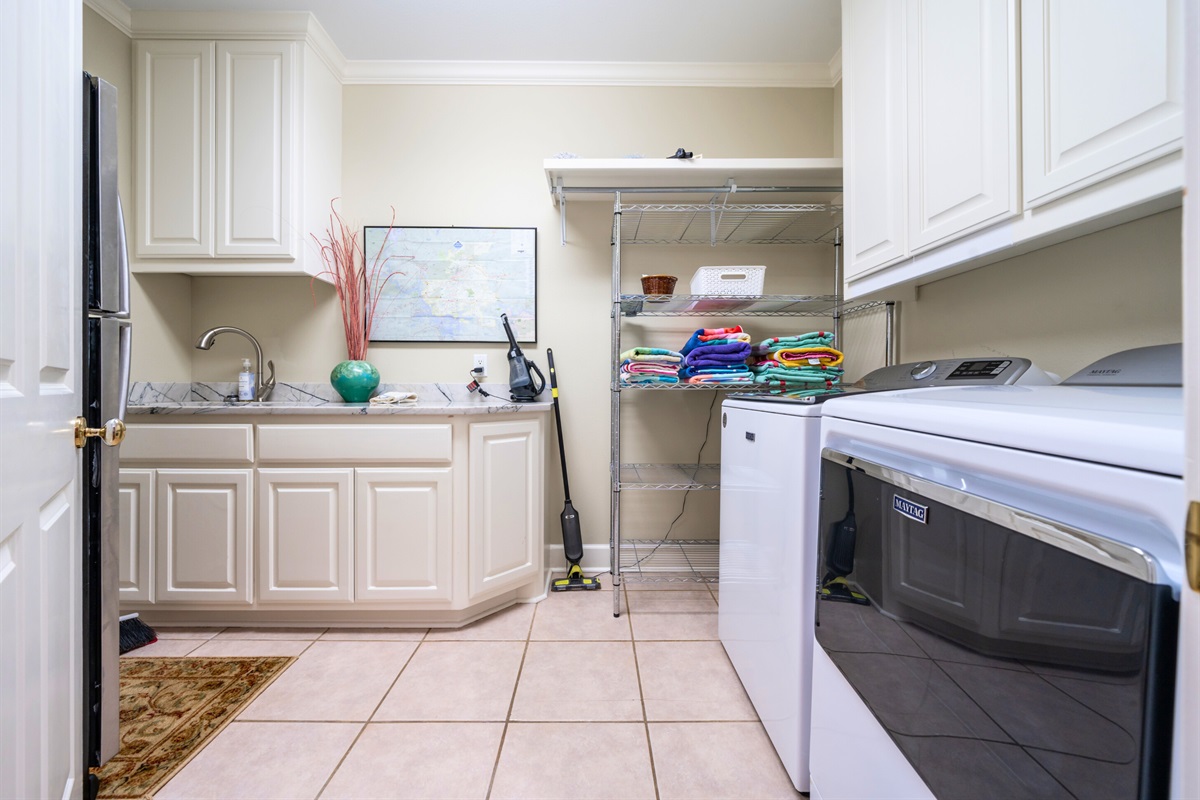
73,417,126,449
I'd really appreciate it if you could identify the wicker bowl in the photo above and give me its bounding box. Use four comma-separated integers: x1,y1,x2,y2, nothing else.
641,274,678,296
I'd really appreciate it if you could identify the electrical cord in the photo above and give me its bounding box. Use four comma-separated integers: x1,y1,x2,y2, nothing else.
625,391,719,574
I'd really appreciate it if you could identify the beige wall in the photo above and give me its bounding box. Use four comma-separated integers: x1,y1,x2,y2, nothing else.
902,209,1182,378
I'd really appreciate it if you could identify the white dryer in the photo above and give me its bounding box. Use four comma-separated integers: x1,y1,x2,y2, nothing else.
810,344,1184,800
718,357,1055,792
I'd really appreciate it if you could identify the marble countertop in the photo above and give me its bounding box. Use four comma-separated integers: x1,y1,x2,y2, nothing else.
127,382,554,416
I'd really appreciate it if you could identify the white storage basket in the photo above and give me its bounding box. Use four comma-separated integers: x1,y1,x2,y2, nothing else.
689,266,766,296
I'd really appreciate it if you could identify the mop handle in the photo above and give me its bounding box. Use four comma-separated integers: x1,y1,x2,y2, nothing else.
546,348,571,502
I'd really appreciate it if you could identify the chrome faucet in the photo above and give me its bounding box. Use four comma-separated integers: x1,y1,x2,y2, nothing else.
195,326,276,401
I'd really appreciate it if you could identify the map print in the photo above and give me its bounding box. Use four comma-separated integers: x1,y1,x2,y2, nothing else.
366,226,536,343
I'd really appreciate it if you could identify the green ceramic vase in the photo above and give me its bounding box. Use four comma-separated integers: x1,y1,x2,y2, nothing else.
330,360,380,403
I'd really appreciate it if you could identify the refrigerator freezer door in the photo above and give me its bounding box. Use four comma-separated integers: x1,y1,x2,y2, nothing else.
85,75,122,315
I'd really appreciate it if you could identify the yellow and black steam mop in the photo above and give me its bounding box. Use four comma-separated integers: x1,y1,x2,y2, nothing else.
548,349,600,591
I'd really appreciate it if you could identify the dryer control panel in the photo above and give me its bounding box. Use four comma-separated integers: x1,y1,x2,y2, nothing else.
858,357,1054,390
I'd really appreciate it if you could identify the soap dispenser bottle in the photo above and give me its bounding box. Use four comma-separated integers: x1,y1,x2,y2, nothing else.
238,358,255,401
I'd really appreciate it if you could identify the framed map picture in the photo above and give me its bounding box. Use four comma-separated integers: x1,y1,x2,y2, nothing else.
364,225,537,343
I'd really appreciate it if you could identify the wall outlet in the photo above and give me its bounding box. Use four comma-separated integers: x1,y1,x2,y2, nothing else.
472,354,487,376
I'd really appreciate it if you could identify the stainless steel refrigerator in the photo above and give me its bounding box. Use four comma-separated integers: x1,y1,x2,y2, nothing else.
81,72,130,788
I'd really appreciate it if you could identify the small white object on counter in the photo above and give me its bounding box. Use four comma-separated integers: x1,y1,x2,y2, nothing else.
369,390,418,405
237,358,255,401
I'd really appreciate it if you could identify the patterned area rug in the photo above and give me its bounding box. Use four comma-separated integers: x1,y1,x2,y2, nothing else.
95,656,294,799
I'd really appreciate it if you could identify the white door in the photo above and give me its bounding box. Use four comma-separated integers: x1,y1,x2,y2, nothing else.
1178,1,1199,795
0,0,85,798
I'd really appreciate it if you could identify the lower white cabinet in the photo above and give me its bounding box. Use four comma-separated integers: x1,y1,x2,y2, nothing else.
257,469,353,603
154,469,253,604
118,414,545,617
468,419,542,602
355,468,453,602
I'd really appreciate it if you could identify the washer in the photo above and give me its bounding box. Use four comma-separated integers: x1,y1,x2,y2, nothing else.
718,357,1055,793
810,344,1184,800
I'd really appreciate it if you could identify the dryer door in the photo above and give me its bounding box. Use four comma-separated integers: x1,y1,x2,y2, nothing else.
813,450,1178,800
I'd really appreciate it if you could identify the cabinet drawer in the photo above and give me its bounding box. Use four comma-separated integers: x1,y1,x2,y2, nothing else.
257,424,453,463
121,424,254,463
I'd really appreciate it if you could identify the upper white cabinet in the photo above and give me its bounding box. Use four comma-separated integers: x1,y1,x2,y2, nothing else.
843,0,908,274
134,40,214,257
1021,0,1184,207
131,23,341,276
906,0,1017,251
844,0,1017,280
842,0,1183,298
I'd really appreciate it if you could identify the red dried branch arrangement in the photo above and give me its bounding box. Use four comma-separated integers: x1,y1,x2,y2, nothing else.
311,199,408,361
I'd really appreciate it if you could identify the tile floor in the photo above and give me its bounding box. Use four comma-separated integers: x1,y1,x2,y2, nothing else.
129,581,801,799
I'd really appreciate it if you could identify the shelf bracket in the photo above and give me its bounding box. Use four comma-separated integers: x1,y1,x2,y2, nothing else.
557,178,567,245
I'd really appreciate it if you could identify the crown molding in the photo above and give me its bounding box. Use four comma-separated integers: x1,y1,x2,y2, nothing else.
829,48,842,85
343,60,837,88
83,0,133,37
127,10,347,78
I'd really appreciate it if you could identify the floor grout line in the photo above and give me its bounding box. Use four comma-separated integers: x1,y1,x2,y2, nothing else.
627,586,662,800
485,602,536,799
311,636,423,800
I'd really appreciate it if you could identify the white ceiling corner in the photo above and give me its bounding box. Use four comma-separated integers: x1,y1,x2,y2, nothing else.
84,0,134,36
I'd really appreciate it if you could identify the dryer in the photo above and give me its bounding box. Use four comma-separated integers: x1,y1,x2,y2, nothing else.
718,357,1055,792
810,344,1184,800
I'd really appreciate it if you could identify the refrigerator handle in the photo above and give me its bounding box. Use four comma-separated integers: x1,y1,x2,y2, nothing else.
116,194,130,319
117,321,132,424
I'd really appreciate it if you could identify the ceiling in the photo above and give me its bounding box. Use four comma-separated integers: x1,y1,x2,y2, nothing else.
117,0,842,66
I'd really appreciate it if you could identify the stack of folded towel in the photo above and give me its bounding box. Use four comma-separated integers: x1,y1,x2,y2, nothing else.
749,331,845,391
679,325,755,385
619,347,683,385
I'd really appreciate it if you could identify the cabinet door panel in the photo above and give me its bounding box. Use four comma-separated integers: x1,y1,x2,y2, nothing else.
355,468,453,602
118,469,153,603
908,0,1017,251
134,40,213,257
844,0,908,277
1023,0,1183,207
257,469,352,602
215,41,294,256
468,419,542,601
155,469,251,603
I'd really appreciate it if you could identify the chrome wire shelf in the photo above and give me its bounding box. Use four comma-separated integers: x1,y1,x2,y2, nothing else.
618,539,719,583
619,294,841,317
620,203,843,245
619,463,721,490
614,382,757,391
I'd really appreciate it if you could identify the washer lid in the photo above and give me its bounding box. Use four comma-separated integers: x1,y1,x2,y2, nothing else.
820,384,1184,476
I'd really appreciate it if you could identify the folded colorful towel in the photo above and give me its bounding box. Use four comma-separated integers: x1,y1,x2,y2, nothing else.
620,347,684,362
621,362,679,376
698,332,751,344
686,374,756,385
751,332,834,357
681,326,748,355
620,373,680,385
679,365,753,380
756,347,844,368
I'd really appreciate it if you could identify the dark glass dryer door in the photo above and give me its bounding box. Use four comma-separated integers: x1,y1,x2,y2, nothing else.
814,450,1178,800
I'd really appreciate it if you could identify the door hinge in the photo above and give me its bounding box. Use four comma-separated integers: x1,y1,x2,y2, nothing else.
1187,500,1200,593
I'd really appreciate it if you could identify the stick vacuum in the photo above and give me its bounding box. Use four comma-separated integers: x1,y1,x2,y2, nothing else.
547,349,600,592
